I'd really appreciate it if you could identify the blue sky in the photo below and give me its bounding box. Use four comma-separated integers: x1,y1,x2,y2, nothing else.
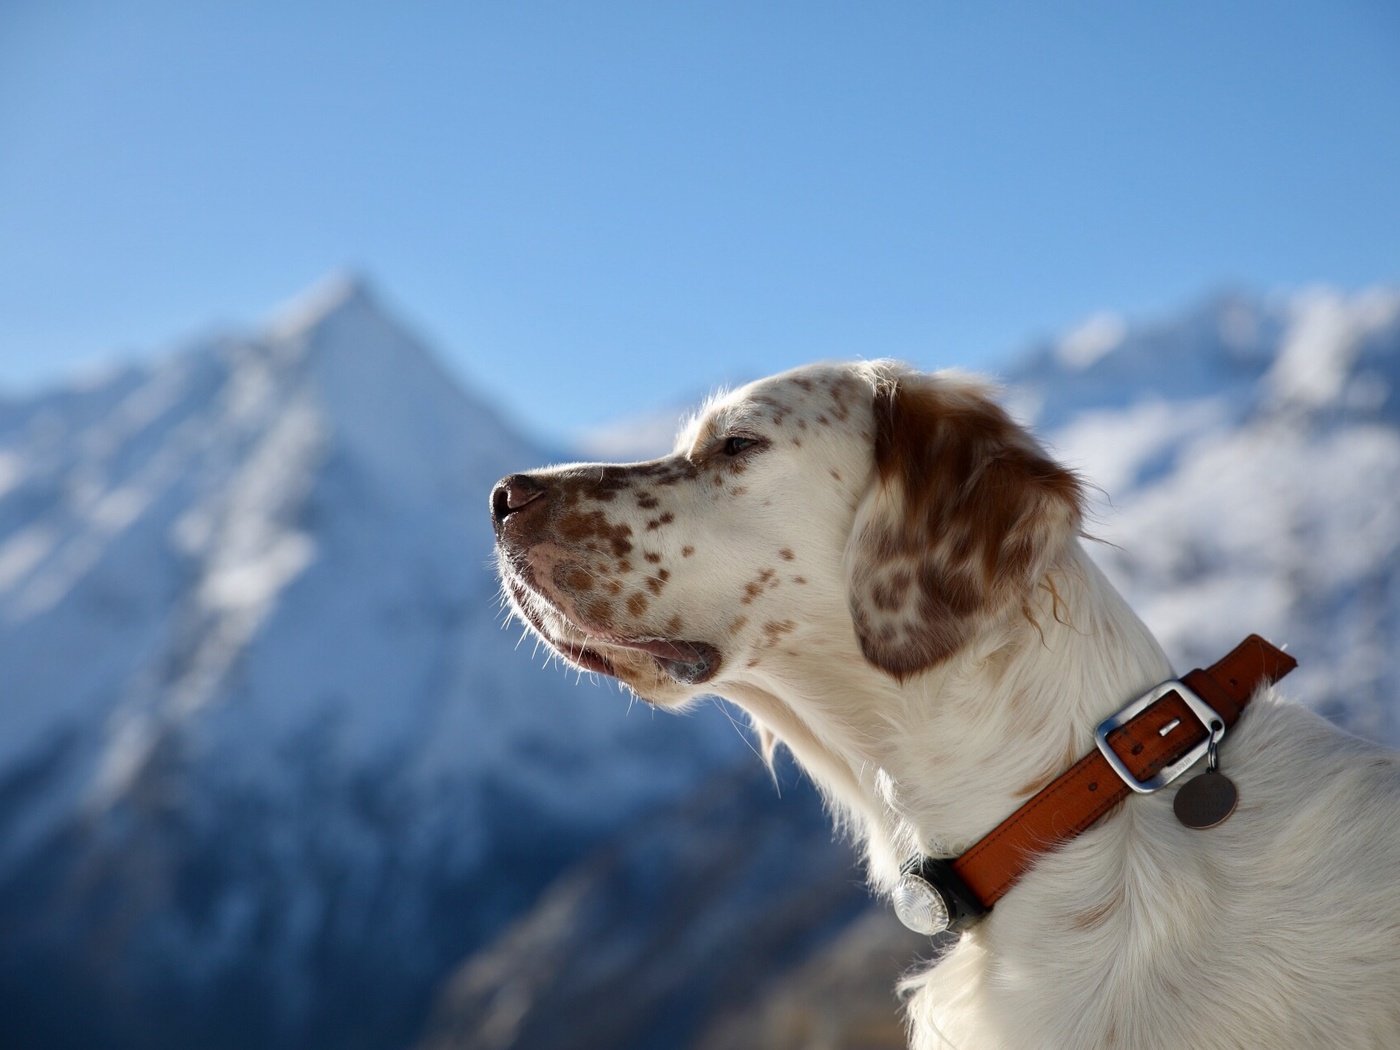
2,1,1398,444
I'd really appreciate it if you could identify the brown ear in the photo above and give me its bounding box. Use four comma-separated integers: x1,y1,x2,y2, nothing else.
845,369,1082,679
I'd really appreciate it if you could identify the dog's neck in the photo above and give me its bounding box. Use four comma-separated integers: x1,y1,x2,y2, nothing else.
727,541,1173,893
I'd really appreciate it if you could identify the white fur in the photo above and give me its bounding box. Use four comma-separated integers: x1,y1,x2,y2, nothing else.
496,361,1400,1049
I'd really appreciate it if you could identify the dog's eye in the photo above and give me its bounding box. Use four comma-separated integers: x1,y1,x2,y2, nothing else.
722,436,760,456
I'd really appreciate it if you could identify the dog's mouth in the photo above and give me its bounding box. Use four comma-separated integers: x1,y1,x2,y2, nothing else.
602,636,721,685
506,578,721,687
562,635,721,685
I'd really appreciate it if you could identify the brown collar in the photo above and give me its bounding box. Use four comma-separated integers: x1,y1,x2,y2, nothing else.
893,634,1298,935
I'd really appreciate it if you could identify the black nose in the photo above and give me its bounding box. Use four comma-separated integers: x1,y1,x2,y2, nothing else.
492,473,548,526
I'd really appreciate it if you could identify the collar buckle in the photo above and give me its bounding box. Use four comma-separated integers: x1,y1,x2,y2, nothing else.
1093,679,1224,794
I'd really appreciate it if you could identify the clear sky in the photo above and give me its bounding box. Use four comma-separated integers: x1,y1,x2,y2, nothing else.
2,1,1398,444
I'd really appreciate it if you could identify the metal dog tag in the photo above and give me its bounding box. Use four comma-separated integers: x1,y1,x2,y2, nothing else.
1174,719,1237,829
1173,771,1238,829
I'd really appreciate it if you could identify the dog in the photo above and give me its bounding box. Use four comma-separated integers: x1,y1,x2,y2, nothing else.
491,361,1400,1049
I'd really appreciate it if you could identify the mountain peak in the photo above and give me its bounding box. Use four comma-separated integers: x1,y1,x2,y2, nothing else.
265,270,382,340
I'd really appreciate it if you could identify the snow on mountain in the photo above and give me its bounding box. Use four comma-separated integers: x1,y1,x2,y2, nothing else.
1029,285,1400,743
1010,290,1283,430
0,275,740,1050
0,274,728,830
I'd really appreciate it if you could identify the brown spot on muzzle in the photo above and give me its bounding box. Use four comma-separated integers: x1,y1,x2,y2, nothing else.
555,510,634,558
581,597,616,629
589,471,633,503
632,458,694,480
559,565,595,593
557,459,691,509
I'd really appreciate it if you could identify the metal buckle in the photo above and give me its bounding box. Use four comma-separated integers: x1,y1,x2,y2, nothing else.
1093,680,1223,794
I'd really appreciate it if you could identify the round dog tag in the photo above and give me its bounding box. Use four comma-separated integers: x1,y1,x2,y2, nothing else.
1173,772,1238,829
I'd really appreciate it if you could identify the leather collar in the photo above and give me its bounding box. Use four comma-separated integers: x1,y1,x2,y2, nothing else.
894,634,1298,935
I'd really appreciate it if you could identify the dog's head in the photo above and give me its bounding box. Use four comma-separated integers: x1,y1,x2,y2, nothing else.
491,361,1082,706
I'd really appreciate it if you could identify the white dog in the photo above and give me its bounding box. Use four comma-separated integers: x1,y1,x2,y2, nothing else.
492,361,1400,1050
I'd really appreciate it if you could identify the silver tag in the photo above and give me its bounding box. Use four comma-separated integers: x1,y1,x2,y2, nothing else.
892,872,951,935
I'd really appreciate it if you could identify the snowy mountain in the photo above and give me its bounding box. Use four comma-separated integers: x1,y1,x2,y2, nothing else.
3,278,1397,1050
0,276,740,1050
1031,286,1400,743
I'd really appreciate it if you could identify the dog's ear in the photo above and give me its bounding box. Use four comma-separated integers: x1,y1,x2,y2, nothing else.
845,370,1082,680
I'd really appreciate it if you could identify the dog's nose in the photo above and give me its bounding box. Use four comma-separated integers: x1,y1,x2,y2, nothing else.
491,473,548,526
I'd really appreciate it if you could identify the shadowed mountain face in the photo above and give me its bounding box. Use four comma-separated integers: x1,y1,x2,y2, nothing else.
2,278,1398,1049
417,761,876,1050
